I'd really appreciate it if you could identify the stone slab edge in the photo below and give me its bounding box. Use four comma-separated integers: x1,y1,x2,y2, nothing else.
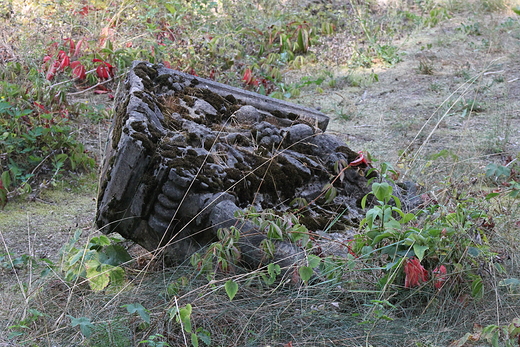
153,63,330,131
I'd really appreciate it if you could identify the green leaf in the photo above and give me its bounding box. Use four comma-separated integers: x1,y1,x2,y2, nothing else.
109,266,126,287
324,184,337,204
85,260,110,291
267,263,281,278
298,266,313,283
467,247,480,258
196,328,212,345
225,280,238,301
513,5,520,15
371,232,394,245
191,333,199,347
372,182,392,202
401,213,416,224
360,194,369,209
471,276,484,299
179,304,192,333
1,170,11,188
90,235,111,247
69,316,94,338
307,254,321,268
413,244,429,262
98,244,132,266
485,192,500,199
122,303,150,324
164,2,177,14
267,222,283,240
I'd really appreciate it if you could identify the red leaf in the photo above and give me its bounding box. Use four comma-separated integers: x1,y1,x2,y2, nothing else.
433,265,448,290
93,59,115,80
70,61,86,80
96,64,109,79
46,71,55,81
57,51,70,71
93,84,112,94
72,38,85,57
63,38,75,55
242,68,255,85
349,151,369,167
79,5,90,16
404,257,428,288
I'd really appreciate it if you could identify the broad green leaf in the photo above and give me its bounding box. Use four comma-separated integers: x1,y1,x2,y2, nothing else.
164,2,177,14
498,278,520,289
267,263,281,278
179,304,192,333
471,276,484,299
324,184,337,204
485,192,500,199
191,333,199,347
225,280,238,301
98,244,132,266
371,232,394,245
267,222,283,240
372,182,392,202
85,260,110,291
122,303,150,324
109,266,126,287
298,266,313,283
90,235,111,247
1,170,11,188
307,254,321,268
197,328,212,345
467,246,481,258
401,213,416,224
69,316,94,338
385,219,402,231
361,245,373,256
413,244,429,262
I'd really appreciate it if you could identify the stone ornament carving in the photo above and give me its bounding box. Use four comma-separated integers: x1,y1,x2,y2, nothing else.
96,61,374,267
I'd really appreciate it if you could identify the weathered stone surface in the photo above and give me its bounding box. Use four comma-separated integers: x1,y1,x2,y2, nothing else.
96,61,409,267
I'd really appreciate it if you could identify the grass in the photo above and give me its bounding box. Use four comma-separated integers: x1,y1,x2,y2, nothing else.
1,0,520,346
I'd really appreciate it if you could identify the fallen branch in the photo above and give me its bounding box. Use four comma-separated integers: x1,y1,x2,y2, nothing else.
66,72,127,96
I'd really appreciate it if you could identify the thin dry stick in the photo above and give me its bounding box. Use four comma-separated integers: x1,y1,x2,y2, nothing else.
66,73,127,96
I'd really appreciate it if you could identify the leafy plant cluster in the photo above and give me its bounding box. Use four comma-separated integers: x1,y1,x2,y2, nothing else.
0,93,95,207
60,230,131,291
5,155,520,346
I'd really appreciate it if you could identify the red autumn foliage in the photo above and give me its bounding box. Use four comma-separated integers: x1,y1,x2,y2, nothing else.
70,61,86,80
349,151,369,167
93,59,115,80
242,68,259,86
404,257,428,288
433,265,448,290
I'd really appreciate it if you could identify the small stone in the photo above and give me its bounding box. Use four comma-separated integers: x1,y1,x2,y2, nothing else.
234,105,260,123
